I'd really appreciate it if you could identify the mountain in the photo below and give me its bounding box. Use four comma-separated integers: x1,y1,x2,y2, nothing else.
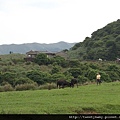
0,41,76,54
68,19,120,60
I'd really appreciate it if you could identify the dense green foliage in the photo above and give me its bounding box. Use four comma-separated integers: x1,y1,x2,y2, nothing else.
69,19,120,60
0,54,120,92
0,82,120,114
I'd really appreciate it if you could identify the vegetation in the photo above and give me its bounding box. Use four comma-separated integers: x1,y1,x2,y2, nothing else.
68,19,120,61
0,82,120,114
0,19,120,114
0,53,120,92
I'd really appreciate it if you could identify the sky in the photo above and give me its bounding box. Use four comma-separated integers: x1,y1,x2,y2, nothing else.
0,0,120,45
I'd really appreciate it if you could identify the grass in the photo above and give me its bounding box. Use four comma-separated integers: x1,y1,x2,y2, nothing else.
0,82,120,114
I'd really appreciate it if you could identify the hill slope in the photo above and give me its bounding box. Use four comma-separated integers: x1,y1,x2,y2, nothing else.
0,41,75,54
68,19,120,60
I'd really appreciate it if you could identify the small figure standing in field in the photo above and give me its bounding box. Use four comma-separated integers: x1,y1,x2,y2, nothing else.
96,73,101,85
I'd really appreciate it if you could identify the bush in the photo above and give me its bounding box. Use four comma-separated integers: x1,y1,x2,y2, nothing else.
0,72,17,86
34,53,50,65
3,84,14,91
0,84,14,92
86,69,98,81
107,71,119,82
15,83,38,91
15,77,34,86
78,76,89,84
68,68,83,78
51,73,66,82
100,71,111,82
68,60,80,67
39,83,57,90
89,63,98,69
26,70,51,85
0,86,4,92
51,66,61,74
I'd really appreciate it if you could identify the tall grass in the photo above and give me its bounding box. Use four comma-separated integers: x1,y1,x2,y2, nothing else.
0,82,120,114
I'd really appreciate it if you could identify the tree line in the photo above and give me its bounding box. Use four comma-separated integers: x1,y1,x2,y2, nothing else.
0,53,120,91
69,19,120,61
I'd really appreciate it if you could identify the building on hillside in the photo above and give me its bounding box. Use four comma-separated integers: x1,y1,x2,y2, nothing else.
55,50,69,60
24,50,56,62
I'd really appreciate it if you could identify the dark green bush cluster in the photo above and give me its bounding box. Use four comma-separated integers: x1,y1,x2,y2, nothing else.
0,53,120,92
34,53,67,67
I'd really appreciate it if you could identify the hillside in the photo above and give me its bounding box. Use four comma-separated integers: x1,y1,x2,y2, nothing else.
68,19,120,60
0,41,75,54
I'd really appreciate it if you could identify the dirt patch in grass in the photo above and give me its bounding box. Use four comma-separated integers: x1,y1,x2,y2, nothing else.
74,107,99,114
74,110,98,114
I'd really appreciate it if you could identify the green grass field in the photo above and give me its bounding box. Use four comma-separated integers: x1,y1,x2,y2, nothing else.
0,82,120,114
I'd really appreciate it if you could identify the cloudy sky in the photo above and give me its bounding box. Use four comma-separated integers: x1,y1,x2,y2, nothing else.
0,0,120,45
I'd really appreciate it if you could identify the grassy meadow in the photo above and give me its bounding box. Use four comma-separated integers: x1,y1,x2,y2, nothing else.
0,81,120,114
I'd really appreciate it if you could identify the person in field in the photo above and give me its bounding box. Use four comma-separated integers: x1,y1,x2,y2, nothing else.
96,73,101,85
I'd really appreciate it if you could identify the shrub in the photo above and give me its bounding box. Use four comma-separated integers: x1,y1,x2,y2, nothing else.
89,63,98,69
26,70,51,85
78,76,89,84
15,83,38,91
107,71,119,82
0,84,14,92
39,83,57,90
3,84,14,92
51,66,61,74
68,68,83,78
0,86,4,92
15,77,34,86
25,61,32,65
100,71,111,82
51,73,66,82
68,60,80,67
0,72,17,86
86,69,98,81
34,53,50,65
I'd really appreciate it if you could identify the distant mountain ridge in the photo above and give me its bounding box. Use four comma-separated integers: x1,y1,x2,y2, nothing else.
0,41,76,54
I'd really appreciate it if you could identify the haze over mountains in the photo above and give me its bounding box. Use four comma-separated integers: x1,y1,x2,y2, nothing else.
0,41,76,54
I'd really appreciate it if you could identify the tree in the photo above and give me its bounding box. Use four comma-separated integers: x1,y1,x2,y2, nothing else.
68,59,80,67
68,68,82,78
99,71,111,82
14,77,34,86
0,72,17,86
86,69,97,81
51,66,61,74
51,73,66,83
34,53,50,65
26,70,51,85
68,19,120,61
107,71,119,82
105,40,117,60
78,76,89,84
51,55,66,67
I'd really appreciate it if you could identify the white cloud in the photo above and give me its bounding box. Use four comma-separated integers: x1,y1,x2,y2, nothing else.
0,0,120,45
